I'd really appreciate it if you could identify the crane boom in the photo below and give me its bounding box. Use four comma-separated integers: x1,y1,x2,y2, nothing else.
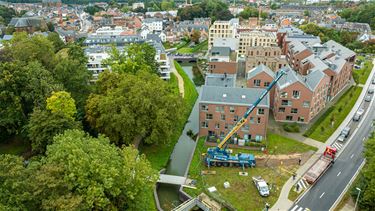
217,69,287,149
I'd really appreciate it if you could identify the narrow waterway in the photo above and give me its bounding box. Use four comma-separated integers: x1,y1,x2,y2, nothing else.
157,65,200,210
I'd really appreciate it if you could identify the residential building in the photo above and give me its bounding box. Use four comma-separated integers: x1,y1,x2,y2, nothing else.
208,18,239,49
199,85,270,142
246,64,276,107
8,17,48,34
208,46,237,74
245,46,288,72
86,51,110,80
94,26,125,36
132,2,145,10
212,37,239,51
238,30,277,55
273,67,330,123
83,34,143,46
205,73,236,88
142,18,163,32
286,40,313,73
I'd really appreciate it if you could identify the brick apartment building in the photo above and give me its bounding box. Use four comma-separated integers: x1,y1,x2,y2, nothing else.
246,64,276,107
208,46,237,74
199,85,270,142
245,46,288,71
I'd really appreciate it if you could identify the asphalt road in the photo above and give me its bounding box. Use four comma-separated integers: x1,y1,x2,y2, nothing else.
291,89,375,211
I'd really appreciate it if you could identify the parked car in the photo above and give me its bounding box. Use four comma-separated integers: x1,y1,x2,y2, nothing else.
368,89,374,94
372,78,375,85
357,108,365,116
341,126,351,138
353,113,361,121
365,95,372,102
252,176,269,197
337,134,346,142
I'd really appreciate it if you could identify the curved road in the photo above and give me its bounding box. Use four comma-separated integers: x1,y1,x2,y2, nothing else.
290,85,375,211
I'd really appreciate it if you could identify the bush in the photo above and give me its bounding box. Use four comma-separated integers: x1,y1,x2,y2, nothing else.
283,123,300,133
192,64,205,86
303,106,335,137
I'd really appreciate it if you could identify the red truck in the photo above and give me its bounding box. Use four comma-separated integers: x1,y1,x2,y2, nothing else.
304,146,337,185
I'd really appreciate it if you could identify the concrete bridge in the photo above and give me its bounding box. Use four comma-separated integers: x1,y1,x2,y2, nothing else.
173,55,198,63
158,174,194,186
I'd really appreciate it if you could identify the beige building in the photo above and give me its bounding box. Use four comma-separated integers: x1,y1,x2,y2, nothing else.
238,30,277,55
245,46,288,72
208,18,239,49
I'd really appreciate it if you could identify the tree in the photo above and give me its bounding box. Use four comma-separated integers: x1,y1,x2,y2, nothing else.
46,91,77,119
0,5,16,25
83,5,103,16
191,29,201,44
161,0,175,11
0,129,158,210
86,71,185,146
47,32,65,52
46,21,55,32
177,0,232,21
270,3,279,10
0,61,62,139
339,2,375,30
27,109,81,154
104,43,159,75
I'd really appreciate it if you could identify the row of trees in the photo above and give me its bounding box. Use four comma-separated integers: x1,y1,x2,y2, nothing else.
177,0,233,21
339,2,375,30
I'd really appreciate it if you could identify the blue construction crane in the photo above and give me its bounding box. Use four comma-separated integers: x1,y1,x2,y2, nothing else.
205,68,288,168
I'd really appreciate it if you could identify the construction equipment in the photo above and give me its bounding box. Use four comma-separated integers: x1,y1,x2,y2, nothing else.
252,176,270,197
204,68,288,168
304,146,336,184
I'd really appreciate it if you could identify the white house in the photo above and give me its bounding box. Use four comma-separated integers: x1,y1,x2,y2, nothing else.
158,32,167,42
94,26,125,36
86,52,110,80
142,18,163,32
132,2,145,10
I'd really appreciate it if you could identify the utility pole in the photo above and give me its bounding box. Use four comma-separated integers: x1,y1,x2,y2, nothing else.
354,187,361,211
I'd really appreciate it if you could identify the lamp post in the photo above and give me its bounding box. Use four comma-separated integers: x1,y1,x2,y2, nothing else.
354,187,361,211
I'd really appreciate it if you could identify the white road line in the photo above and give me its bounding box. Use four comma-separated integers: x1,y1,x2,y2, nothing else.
297,207,303,211
290,205,299,211
351,154,354,159
320,192,325,198
337,171,341,177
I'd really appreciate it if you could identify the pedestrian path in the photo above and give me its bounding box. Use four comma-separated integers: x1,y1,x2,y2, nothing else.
290,204,310,211
170,57,185,97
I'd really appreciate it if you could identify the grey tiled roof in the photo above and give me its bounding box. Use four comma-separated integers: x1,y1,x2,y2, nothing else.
247,64,275,80
210,46,231,57
276,66,301,90
304,69,326,91
302,54,329,73
289,40,309,54
205,74,236,87
199,85,269,107
323,40,355,60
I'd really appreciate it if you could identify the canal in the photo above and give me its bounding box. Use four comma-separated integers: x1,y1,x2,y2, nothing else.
156,65,200,210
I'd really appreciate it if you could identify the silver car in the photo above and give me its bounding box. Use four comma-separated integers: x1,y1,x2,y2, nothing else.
365,95,372,102
368,89,374,94
337,134,346,142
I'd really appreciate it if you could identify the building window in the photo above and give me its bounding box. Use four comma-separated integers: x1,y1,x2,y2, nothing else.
281,100,291,106
281,92,288,98
249,117,255,124
257,117,261,124
206,113,213,120
298,117,305,122
230,106,235,113
303,101,310,108
254,79,261,87
292,90,300,99
278,107,285,112
220,114,225,121
234,115,239,122
220,131,225,137
215,123,220,129
216,106,224,113
225,123,228,129
258,108,265,115
286,116,293,121
291,108,298,114
264,82,270,87
201,121,208,128
201,104,208,111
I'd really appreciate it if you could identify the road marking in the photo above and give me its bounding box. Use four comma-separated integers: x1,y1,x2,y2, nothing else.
320,192,325,198
290,205,299,211
351,154,354,159
337,171,341,176
297,207,303,211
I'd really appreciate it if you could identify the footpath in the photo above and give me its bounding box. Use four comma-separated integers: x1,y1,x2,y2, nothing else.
271,58,375,211
170,56,185,97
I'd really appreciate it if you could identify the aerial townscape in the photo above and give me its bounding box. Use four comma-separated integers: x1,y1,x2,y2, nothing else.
1,0,375,210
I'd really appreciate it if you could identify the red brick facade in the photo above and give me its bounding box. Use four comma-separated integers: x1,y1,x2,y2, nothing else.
209,61,237,74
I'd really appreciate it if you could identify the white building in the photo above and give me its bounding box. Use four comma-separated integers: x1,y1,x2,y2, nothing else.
132,2,145,10
86,52,110,80
94,26,125,36
208,18,239,49
142,18,163,32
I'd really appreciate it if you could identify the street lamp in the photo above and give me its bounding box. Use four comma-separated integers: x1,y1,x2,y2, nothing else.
354,187,361,211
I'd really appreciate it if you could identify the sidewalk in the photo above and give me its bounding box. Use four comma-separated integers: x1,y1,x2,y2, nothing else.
271,58,375,211
170,57,185,97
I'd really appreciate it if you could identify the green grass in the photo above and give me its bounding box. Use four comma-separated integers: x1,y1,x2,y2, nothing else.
0,136,30,155
266,133,317,154
353,60,374,84
304,86,363,142
141,63,198,170
177,40,208,54
288,188,300,201
168,73,179,94
184,137,301,211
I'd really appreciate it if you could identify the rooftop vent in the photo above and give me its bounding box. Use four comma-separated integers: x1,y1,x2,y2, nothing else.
223,94,227,98
241,95,246,99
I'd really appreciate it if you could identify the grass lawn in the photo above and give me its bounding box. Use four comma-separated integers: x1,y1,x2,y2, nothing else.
304,86,363,142
141,62,198,170
288,187,300,201
177,40,208,54
184,135,315,210
185,137,302,210
353,60,374,84
0,136,30,155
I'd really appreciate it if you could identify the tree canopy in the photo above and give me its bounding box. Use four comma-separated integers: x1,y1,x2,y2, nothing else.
238,6,268,20
86,70,185,146
177,0,233,21
46,91,77,119
339,2,375,30
0,129,158,210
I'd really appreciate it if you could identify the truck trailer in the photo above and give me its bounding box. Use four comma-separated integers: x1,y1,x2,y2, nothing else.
304,146,336,185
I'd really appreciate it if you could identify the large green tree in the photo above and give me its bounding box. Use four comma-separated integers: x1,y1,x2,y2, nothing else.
86,71,185,146
177,0,233,21
104,43,159,75
0,129,158,210
340,2,375,30
47,32,65,53
238,6,268,20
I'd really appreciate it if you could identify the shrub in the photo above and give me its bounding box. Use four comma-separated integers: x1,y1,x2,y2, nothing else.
283,123,300,133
